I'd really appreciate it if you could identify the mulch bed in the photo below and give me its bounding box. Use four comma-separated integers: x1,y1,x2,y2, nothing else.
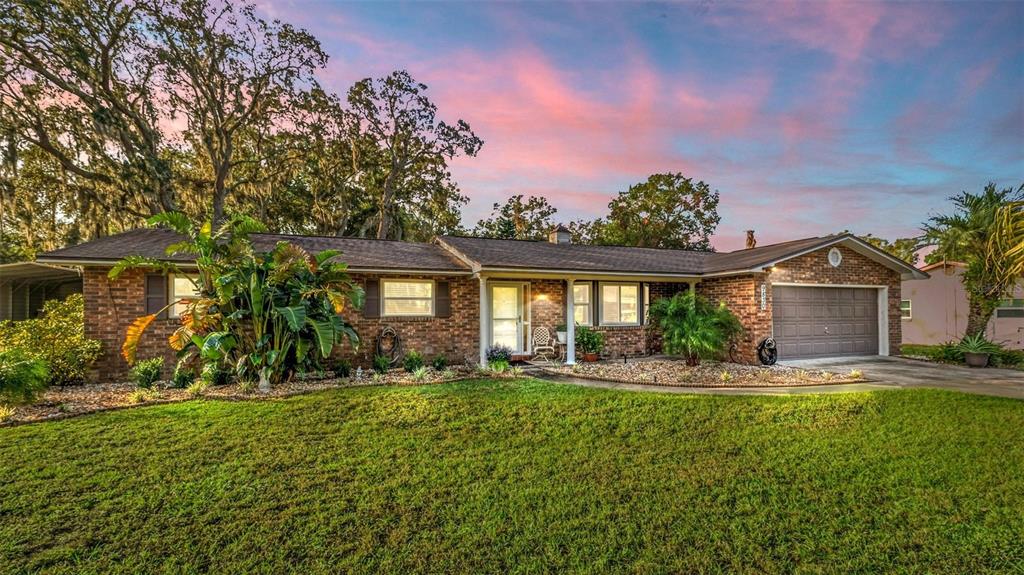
1,366,484,427
541,359,865,388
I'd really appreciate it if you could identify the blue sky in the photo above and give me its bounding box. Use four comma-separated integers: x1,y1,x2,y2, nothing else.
259,0,1023,249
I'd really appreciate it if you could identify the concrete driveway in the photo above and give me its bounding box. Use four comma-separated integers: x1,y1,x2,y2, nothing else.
781,356,1024,399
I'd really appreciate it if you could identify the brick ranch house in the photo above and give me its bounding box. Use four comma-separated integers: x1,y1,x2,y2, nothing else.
27,228,927,381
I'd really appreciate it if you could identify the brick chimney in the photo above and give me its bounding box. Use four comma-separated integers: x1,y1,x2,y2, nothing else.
548,224,572,244
745,230,757,249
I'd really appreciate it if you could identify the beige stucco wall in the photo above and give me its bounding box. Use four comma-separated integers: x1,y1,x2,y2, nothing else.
901,263,1024,349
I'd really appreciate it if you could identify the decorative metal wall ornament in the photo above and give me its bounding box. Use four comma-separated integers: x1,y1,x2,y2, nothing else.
375,325,404,366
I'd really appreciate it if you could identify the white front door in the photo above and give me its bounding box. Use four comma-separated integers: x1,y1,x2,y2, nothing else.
490,283,523,351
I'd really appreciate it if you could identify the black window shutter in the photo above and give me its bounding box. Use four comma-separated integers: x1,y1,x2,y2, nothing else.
591,282,600,326
639,282,646,325
363,279,380,318
145,274,168,319
435,280,451,318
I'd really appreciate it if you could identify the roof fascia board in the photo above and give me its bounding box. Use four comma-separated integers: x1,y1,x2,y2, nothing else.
742,235,928,280
434,238,483,272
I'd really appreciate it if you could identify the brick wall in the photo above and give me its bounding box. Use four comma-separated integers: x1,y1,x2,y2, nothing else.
83,267,179,381
696,244,902,364
337,274,479,367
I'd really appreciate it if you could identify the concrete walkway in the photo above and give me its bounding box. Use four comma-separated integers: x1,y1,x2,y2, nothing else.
535,356,1024,399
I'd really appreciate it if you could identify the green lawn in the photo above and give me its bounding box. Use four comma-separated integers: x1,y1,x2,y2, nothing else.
2,380,1022,574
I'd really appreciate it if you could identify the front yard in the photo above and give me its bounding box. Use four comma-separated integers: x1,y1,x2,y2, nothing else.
1,379,1022,574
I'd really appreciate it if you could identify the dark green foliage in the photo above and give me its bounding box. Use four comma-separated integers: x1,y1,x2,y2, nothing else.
992,348,1024,368
201,363,231,387
485,345,513,363
334,360,352,378
130,358,164,389
0,382,1022,573
574,325,604,355
648,292,743,366
0,295,103,386
0,349,48,405
373,355,391,374
171,364,194,386
431,355,448,371
957,333,1001,355
473,195,557,240
402,350,425,373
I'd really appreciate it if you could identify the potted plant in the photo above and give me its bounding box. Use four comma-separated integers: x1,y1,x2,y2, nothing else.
957,333,999,368
575,325,604,362
555,324,567,344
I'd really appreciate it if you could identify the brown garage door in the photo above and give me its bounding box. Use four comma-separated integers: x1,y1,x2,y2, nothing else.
772,286,879,359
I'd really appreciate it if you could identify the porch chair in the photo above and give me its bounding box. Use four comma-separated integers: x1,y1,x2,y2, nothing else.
531,326,556,363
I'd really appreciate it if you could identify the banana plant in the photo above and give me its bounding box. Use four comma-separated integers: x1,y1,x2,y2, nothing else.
114,213,363,390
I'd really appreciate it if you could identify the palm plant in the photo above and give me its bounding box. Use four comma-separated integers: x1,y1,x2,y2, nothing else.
923,183,1024,337
647,292,743,366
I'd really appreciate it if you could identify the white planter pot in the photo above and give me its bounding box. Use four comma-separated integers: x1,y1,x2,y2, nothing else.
556,331,567,344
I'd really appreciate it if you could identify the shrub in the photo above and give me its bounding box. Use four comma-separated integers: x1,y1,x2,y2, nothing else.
411,366,429,382
403,350,425,373
509,366,524,378
0,349,49,405
485,344,513,364
992,348,1024,368
0,403,14,422
237,379,256,394
129,388,157,404
647,292,743,366
200,363,231,386
334,359,352,378
936,341,964,363
488,359,510,374
186,379,209,398
849,369,864,379
431,355,448,371
0,294,102,386
373,354,391,374
131,358,164,389
441,369,456,380
574,326,604,355
171,358,196,389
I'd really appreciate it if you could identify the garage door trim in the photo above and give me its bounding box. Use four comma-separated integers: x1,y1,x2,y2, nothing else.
770,282,889,357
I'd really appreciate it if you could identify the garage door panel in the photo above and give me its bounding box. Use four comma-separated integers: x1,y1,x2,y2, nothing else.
773,286,879,360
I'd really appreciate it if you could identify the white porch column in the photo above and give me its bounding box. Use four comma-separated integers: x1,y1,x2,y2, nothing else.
565,278,576,365
479,276,488,366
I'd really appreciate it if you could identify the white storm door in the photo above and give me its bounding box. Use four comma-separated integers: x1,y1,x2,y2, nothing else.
490,284,523,351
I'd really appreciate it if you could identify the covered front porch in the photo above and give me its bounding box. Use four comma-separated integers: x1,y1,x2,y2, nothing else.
475,272,697,366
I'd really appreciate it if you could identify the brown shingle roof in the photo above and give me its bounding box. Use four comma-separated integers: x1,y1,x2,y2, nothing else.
39,229,471,272
38,229,923,279
438,235,714,275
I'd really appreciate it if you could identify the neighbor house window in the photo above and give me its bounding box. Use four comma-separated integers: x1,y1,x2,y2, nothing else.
573,282,592,325
600,282,639,325
900,299,912,320
996,298,1024,318
382,279,434,317
170,274,201,318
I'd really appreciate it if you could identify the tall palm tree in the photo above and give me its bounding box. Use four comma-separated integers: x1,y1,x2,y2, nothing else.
923,183,1024,338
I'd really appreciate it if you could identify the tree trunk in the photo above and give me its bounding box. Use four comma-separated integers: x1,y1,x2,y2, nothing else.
964,294,995,339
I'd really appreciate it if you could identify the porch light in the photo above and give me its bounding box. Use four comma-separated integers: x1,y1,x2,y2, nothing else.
535,293,548,301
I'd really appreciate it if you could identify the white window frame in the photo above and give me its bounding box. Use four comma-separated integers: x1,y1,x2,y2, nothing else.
996,298,1024,319
170,273,201,318
900,299,912,320
599,282,641,326
572,281,592,326
381,279,435,317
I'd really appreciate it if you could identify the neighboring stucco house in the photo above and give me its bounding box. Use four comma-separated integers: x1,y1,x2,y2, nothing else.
901,261,1024,349
28,228,926,381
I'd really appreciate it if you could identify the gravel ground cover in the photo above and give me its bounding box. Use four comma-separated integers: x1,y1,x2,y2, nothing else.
542,359,864,387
